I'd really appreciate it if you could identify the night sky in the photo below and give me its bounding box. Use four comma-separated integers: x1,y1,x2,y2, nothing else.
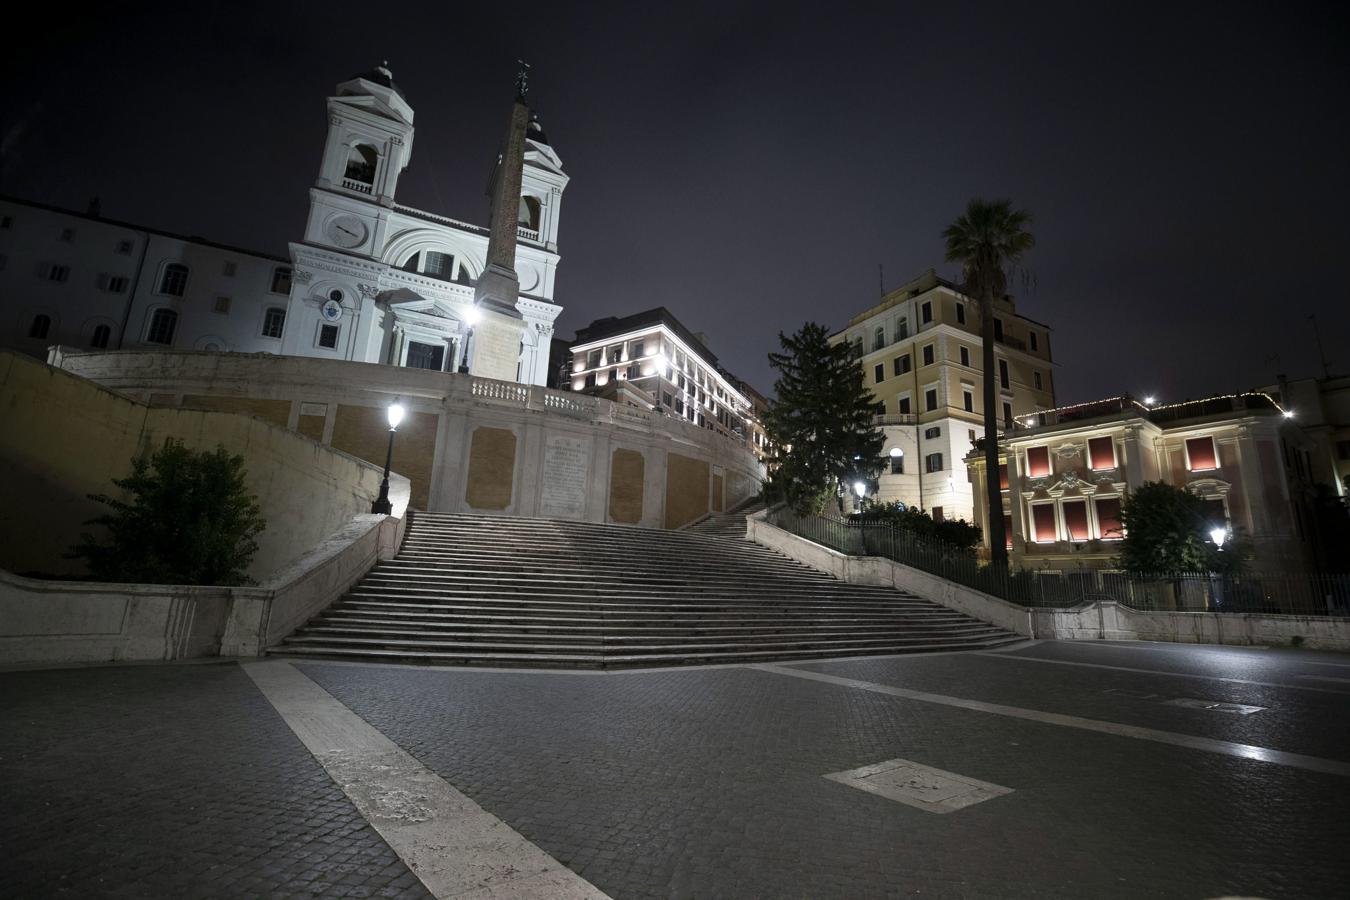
5,1,1347,405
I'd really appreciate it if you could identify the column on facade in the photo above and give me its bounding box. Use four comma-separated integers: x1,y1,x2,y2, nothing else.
1007,448,1026,556
1234,425,1272,538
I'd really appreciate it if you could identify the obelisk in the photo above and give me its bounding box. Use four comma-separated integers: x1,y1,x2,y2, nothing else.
469,65,531,382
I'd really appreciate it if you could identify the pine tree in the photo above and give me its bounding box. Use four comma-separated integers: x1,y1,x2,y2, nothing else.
763,323,884,514
70,439,267,586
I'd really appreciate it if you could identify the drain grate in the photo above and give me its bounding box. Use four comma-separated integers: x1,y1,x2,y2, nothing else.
824,758,1013,814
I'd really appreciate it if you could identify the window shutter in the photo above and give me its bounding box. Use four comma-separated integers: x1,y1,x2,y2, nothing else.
1031,504,1057,542
1026,446,1051,478
1186,436,1218,471
1088,436,1115,470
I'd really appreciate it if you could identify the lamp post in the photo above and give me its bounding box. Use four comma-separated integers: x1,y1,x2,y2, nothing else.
371,402,405,515
853,480,866,513
458,306,482,374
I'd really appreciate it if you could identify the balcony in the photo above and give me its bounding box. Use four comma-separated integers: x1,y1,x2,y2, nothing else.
874,413,918,427
995,333,1027,352
341,178,373,195
517,226,540,242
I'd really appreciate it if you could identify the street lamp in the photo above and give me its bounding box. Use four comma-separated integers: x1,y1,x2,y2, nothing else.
853,479,866,512
1209,526,1227,548
458,307,482,373
371,402,405,515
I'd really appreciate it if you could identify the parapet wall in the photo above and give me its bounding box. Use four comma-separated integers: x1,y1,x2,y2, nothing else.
51,348,764,528
0,351,388,580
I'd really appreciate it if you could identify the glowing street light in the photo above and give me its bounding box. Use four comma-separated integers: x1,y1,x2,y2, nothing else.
1209,526,1227,548
1143,395,1156,406
1283,410,1295,419
371,402,405,515
853,481,866,498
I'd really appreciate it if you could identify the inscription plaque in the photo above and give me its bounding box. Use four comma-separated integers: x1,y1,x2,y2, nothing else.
540,435,591,519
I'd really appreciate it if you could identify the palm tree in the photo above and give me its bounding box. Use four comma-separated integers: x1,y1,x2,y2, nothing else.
943,199,1035,570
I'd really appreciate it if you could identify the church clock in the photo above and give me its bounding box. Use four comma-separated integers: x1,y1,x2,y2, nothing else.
324,214,368,249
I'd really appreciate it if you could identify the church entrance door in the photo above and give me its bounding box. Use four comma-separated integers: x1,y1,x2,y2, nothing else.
407,341,446,372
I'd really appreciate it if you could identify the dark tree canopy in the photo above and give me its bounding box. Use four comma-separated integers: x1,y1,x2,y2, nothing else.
1118,481,1243,575
763,322,884,514
70,439,267,586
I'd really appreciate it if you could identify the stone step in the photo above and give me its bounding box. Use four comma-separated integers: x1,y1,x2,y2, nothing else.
312,615,989,634
339,593,945,614
279,631,1008,654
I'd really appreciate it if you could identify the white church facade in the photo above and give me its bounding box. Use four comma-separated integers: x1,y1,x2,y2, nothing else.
1,64,567,386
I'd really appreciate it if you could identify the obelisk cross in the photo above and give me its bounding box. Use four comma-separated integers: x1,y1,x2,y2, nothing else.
515,60,531,100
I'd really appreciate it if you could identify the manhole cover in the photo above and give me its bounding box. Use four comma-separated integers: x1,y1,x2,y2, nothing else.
824,758,1013,814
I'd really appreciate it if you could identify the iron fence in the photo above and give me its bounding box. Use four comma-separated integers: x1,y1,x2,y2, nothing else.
765,505,1350,618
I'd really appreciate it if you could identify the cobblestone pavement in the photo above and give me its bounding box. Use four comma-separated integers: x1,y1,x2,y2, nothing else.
4,642,1350,899
0,663,431,899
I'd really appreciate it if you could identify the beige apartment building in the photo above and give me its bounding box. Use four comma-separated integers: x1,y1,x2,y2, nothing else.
830,269,1057,522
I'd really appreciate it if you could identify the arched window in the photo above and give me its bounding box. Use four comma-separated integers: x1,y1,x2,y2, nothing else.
159,263,188,296
518,196,541,232
90,324,111,349
146,308,178,345
344,145,377,185
873,326,885,351
29,314,52,339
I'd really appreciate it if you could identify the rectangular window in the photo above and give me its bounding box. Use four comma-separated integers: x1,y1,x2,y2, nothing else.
1063,500,1090,541
873,327,885,351
925,388,938,411
214,296,232,314
999,464,1009,490
116,239,134,255
627,363,641,379
631,340,645,357
897,318,909,339
1034,371,1043,390
1030,331,1039,351
874,363,885,383
955,303,965,325
586,349,601,368
41,263,70,282
146,309,177,345
1003,402,1012,427
1026,446,1051,478
932,506,944,522
1185,436,1218,471
968,429,976,442
270,267,293,294
1200,497,1227,527
893,354,911,376
921,301,933,324
223,260,236,276
1031,504,1057,542
926,453,943,473
999,359,1010,389
959,346,970,367
1,215,12,228
994,318,1004,342
406,341,445,371
924,426,941,439
317,323,339,349
963,389,973,413
98,274,128,293
1095,497,1124,540
922,344,934,366
1004,514,1014,549
261,307,286,338
1088,436,1116,470
890,455,904,475
898,395,912,415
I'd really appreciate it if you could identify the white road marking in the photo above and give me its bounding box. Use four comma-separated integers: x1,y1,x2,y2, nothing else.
243,660,609,900
1297,674,1350,684
754,664,1350,778
823,757,1013,814
973,650,1350,695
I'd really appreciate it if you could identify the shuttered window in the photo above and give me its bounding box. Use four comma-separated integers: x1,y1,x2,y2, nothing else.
1063,501,1090,541
1186,436,1218,471
1031,504,1057,542
1088,436,1116,470
1026,446,1051,478
1095,497,1124,540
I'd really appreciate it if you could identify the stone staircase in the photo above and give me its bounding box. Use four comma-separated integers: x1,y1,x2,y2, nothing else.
684,501,765,539
270,512,1021,668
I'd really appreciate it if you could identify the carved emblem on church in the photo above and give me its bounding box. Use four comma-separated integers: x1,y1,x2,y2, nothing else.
292,269,313,285
357,283,379,298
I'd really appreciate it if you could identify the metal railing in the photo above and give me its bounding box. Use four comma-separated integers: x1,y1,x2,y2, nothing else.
766,506,1350,618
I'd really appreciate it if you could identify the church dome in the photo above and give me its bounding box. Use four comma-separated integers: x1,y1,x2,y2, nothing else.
527,113,550,146
351,62,408,101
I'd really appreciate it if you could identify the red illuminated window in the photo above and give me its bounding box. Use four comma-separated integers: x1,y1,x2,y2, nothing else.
1031,504,1057,542
1026,446,1051,478
1095,497,1123,540
1186,436,1218,471
999,464,1009,489
1088,436,1115,471
1063,501,1090,541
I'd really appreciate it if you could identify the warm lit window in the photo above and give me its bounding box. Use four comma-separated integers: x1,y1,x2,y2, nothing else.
1095,497,1123,540
1004,514,1013,549
146,309,177,345
159,263,188,296
1088,436,1116,470
1063,500,1090,541
1185,436,1218,471
1026,446,1051,478
999,464,1009,489
1031,504,1057,542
